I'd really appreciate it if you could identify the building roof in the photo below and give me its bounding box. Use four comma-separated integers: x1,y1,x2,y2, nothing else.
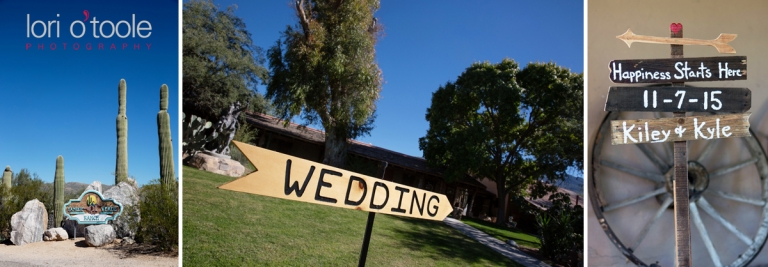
526,187,582,210
243,112,486,189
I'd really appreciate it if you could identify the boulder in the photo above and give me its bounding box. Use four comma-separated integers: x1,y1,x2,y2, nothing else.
103,179,139,238
187,152,245,177
10,199,48,245
506,239,519,248
121,236,135,245
43,227,68,241
62,219,87,238
85,181,103,193
84,224,115,247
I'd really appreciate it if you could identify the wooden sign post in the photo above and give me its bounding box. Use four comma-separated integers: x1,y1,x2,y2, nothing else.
219,141,453,266
606,24,749,267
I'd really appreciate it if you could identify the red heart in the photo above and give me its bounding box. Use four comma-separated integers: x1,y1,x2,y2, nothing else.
670,23,682,34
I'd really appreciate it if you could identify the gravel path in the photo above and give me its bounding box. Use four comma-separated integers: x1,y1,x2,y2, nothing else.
444,217,551,267
0,239,177,267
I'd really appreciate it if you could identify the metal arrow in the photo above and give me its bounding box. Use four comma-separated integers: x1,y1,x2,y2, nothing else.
617,29,737,53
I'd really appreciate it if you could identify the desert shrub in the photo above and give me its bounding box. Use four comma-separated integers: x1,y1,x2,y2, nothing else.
535,192,583,266
135,179,178,251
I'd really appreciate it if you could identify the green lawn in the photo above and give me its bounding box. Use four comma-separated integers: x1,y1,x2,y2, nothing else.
460,217,542,249
183,166,521,266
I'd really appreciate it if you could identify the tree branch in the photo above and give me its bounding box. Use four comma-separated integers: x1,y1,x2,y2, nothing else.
295,0,311,40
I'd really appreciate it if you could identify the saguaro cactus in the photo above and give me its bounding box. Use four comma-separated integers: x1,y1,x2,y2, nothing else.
2,166,12,191
157,84,176,189
116,79,129,185
54,156,65,226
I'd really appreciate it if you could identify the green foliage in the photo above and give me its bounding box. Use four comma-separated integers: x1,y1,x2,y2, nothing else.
229,145,255,174
0,169,51,240
54,156,65,227
116,79,129,185
419,59,583,224
228,115,258,174
267,0,383,167
158,84,176,190
183,0,269,121
535,192,583,266
233,117,257,145
136,179,178,252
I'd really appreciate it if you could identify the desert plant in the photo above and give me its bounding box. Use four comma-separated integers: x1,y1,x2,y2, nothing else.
535,192,583,266
53,156,65,226
182,112,214,156
116,79,129,185
135,179,178,252
158,84,176,190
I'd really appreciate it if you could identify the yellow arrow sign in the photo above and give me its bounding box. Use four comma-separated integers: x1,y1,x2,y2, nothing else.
219,141,454,221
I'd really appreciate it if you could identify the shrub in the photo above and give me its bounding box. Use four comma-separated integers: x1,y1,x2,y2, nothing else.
135,179,178,251
535,192,583,266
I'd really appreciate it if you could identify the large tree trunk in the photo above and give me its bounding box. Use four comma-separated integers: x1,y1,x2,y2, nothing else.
323,126,348,168
495,178,508,226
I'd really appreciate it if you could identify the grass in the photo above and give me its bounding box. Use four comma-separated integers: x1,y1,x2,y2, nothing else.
460,217,542,249
183,166,522,266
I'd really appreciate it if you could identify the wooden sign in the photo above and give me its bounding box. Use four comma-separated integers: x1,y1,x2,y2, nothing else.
604,87,750,112
616,29,737,53
63,190,123,224
609,56,746,83
610,113,750,145
219,141,454,221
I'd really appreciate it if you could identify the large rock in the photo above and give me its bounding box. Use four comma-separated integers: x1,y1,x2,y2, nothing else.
84,224,115,247
187,152,245,177
85,181,103,193
103,179,139,238
43,227,68,241
10,199,48,245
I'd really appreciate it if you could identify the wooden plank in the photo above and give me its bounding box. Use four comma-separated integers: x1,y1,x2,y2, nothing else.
608,56,747,83
670,25,692,267
604,87,750,112
616,28,737,53
219,141,454,221
610,113,750,145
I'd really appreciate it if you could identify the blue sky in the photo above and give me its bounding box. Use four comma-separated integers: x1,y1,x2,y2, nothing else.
0,0,179,186
194,0,584,177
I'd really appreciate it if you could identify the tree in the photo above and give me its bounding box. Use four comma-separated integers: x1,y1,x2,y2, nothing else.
419,59,582,225
183,0,269,121
267,0,383,167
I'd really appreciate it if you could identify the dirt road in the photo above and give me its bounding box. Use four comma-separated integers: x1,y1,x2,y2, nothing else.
0,239,178,267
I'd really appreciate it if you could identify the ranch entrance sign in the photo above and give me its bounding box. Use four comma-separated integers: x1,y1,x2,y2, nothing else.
219,141,453,221
63,190,123,224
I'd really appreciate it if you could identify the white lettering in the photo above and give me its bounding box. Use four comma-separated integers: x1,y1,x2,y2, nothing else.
623,122,638,144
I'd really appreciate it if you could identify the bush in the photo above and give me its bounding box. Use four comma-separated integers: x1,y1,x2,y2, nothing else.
135,179,178,251
535,192,583,266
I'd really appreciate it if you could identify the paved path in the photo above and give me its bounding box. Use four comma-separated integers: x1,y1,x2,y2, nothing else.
444,218,551,267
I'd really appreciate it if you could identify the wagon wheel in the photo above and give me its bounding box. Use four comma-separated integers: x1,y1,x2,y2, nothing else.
590,110,768,267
